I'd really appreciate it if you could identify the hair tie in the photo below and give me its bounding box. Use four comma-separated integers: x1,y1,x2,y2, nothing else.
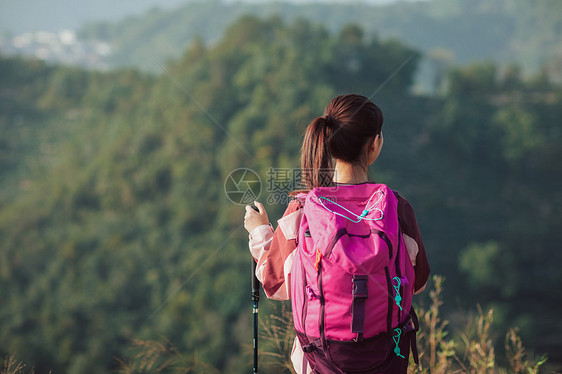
323,115,338,129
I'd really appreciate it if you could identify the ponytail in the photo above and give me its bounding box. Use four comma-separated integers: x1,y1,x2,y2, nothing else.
301,116,335,189
296,94,384,192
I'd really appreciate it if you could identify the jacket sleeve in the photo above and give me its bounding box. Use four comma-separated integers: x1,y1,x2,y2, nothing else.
248,198,303,300
397,194,430,294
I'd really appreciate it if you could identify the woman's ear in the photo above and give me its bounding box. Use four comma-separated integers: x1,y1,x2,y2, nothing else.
368,133,383,164
375,132,383,152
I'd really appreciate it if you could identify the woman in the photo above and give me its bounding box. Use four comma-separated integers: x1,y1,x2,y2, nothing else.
244,94,430,373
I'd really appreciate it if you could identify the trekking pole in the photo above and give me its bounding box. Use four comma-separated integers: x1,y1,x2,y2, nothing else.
252,258,260,373
250,205,260,373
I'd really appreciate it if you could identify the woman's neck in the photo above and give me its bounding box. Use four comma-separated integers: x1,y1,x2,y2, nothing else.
333,160,368,184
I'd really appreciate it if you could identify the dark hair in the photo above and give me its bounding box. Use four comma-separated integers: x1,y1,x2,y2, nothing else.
300,94,384,189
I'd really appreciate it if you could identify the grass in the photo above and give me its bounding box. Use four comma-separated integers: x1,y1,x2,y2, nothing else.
1,275,548,373
408,276,547,373
257,275,548,374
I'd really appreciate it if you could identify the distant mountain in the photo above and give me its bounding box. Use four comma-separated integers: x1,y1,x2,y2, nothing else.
0,0,190,34
0,0,405,34
75,0,562,81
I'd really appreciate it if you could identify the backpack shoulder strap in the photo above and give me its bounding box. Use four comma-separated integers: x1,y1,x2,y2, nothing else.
277,199,304,240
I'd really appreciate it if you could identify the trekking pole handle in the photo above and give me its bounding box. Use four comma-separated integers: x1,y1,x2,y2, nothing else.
252,261,260,302
251,205,260,373
252,258,259,373
251,205,261,302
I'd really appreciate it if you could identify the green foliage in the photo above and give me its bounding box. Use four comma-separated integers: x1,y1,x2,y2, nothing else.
460,242,503,294
448,62,498,96
492,107,544,164
0,17,419,373
1,10,562,374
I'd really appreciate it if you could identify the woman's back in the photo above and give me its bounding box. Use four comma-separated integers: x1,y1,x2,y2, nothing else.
244,94,429,373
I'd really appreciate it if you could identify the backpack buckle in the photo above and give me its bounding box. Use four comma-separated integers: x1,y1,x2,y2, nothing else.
351,275,368,336
352,275,368,299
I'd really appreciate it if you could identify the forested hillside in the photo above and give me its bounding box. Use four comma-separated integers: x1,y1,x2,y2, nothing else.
78,0,562,82
1,14,561,373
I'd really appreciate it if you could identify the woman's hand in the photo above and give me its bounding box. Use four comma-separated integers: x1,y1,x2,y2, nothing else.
244,201,269,233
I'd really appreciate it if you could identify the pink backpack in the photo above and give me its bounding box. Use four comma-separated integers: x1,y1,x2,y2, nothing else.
291,183,419,373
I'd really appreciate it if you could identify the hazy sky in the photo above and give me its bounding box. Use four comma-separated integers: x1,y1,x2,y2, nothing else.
0,0,408,34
